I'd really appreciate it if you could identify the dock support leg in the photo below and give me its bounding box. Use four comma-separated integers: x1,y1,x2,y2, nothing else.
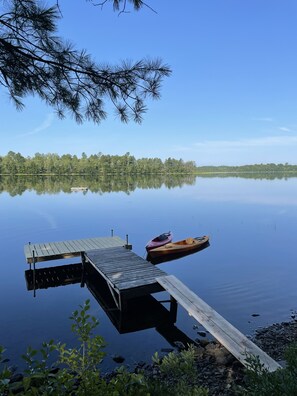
29,242,32,270
32,250,36,298
170,296,178,321
80,253,86,288
119,294,127,311
125,234,132,250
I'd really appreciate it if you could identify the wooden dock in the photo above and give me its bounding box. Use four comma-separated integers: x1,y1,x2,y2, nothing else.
23,236,282,371
83,246,166,309
156,275,281,372
24,236,126,264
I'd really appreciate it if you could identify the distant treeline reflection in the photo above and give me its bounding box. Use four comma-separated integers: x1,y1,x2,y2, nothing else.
0,174,196,196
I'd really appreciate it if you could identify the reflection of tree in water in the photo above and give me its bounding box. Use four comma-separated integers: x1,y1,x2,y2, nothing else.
0,174,197,196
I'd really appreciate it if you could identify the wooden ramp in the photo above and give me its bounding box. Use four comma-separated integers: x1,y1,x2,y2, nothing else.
156,275,281,372
84,247,166,309
24,236,126,264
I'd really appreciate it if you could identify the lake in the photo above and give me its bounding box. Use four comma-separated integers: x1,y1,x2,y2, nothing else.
1,174,297,372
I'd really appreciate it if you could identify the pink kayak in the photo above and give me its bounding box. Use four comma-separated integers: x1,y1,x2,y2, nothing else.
145,231,173,251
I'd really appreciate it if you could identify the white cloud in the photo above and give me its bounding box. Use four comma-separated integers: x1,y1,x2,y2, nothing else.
278,126,295,133
18,113,55,137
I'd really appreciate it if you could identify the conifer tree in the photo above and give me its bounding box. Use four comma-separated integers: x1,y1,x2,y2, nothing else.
0,0,171,123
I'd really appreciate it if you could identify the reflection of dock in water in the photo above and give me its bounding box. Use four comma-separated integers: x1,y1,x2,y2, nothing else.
23,235,280,372
86,265,196,348
25,262,195,348
25,263,82,290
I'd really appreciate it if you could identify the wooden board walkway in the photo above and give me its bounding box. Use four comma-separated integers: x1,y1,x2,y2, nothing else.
84,247,166,309
24,236,126,264
156,275,281,372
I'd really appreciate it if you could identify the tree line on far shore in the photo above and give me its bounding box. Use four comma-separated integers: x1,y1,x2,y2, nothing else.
1,151,297,175
197,163,297,173
0,151,196,175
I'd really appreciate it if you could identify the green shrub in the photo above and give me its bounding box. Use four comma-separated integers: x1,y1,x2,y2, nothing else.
239,344,297,396
0,300,208,395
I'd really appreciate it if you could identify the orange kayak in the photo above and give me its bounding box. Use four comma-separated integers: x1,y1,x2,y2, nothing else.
148,236,209,258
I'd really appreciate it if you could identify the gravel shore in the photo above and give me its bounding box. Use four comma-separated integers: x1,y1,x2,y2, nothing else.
133,320,297,395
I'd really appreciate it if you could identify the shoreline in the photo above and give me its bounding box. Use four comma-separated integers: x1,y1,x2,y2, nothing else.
131,319,297,395
5,319,297,395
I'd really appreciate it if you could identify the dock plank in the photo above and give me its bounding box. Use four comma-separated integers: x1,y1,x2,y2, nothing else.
47,242,62,255
108,269,163,284
62,240,81,253
85,238,103,250
156,275,281,372
31,244,44,258
24,244,33,259
89,238,109,248
116,277,163,290
24,236,126,263
85,247,165,295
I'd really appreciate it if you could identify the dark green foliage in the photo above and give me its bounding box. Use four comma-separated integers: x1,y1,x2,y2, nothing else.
196,163,297,177
0,151,197,175
239,345,297,395
3,300,297,395
0,0,171,123
0,300,208,395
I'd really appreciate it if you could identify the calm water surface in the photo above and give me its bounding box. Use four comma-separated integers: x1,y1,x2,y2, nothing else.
1,175,297,371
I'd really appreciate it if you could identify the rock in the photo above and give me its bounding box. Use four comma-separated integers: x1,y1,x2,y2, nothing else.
174,341,185,350
198,339,210,347
112,355,125,363
205,344,235,366
193,345,204,358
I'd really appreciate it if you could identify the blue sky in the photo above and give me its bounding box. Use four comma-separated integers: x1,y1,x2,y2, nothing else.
1,0,297,165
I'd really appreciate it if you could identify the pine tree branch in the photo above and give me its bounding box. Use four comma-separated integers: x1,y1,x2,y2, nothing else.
0,0,171,123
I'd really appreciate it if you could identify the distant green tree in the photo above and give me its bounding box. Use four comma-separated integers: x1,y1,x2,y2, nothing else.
0,151,198,175
1,151,25,174
0,0,171,124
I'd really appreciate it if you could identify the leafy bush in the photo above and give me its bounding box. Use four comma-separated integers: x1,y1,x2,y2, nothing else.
239,344,297,395
0,300,208,395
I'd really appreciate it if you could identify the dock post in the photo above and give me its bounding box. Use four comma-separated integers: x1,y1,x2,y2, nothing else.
29,242,32,270
125,234,132,250
111,229,114,237
80,252,86,288
170,296,178,320
32,250,36,298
